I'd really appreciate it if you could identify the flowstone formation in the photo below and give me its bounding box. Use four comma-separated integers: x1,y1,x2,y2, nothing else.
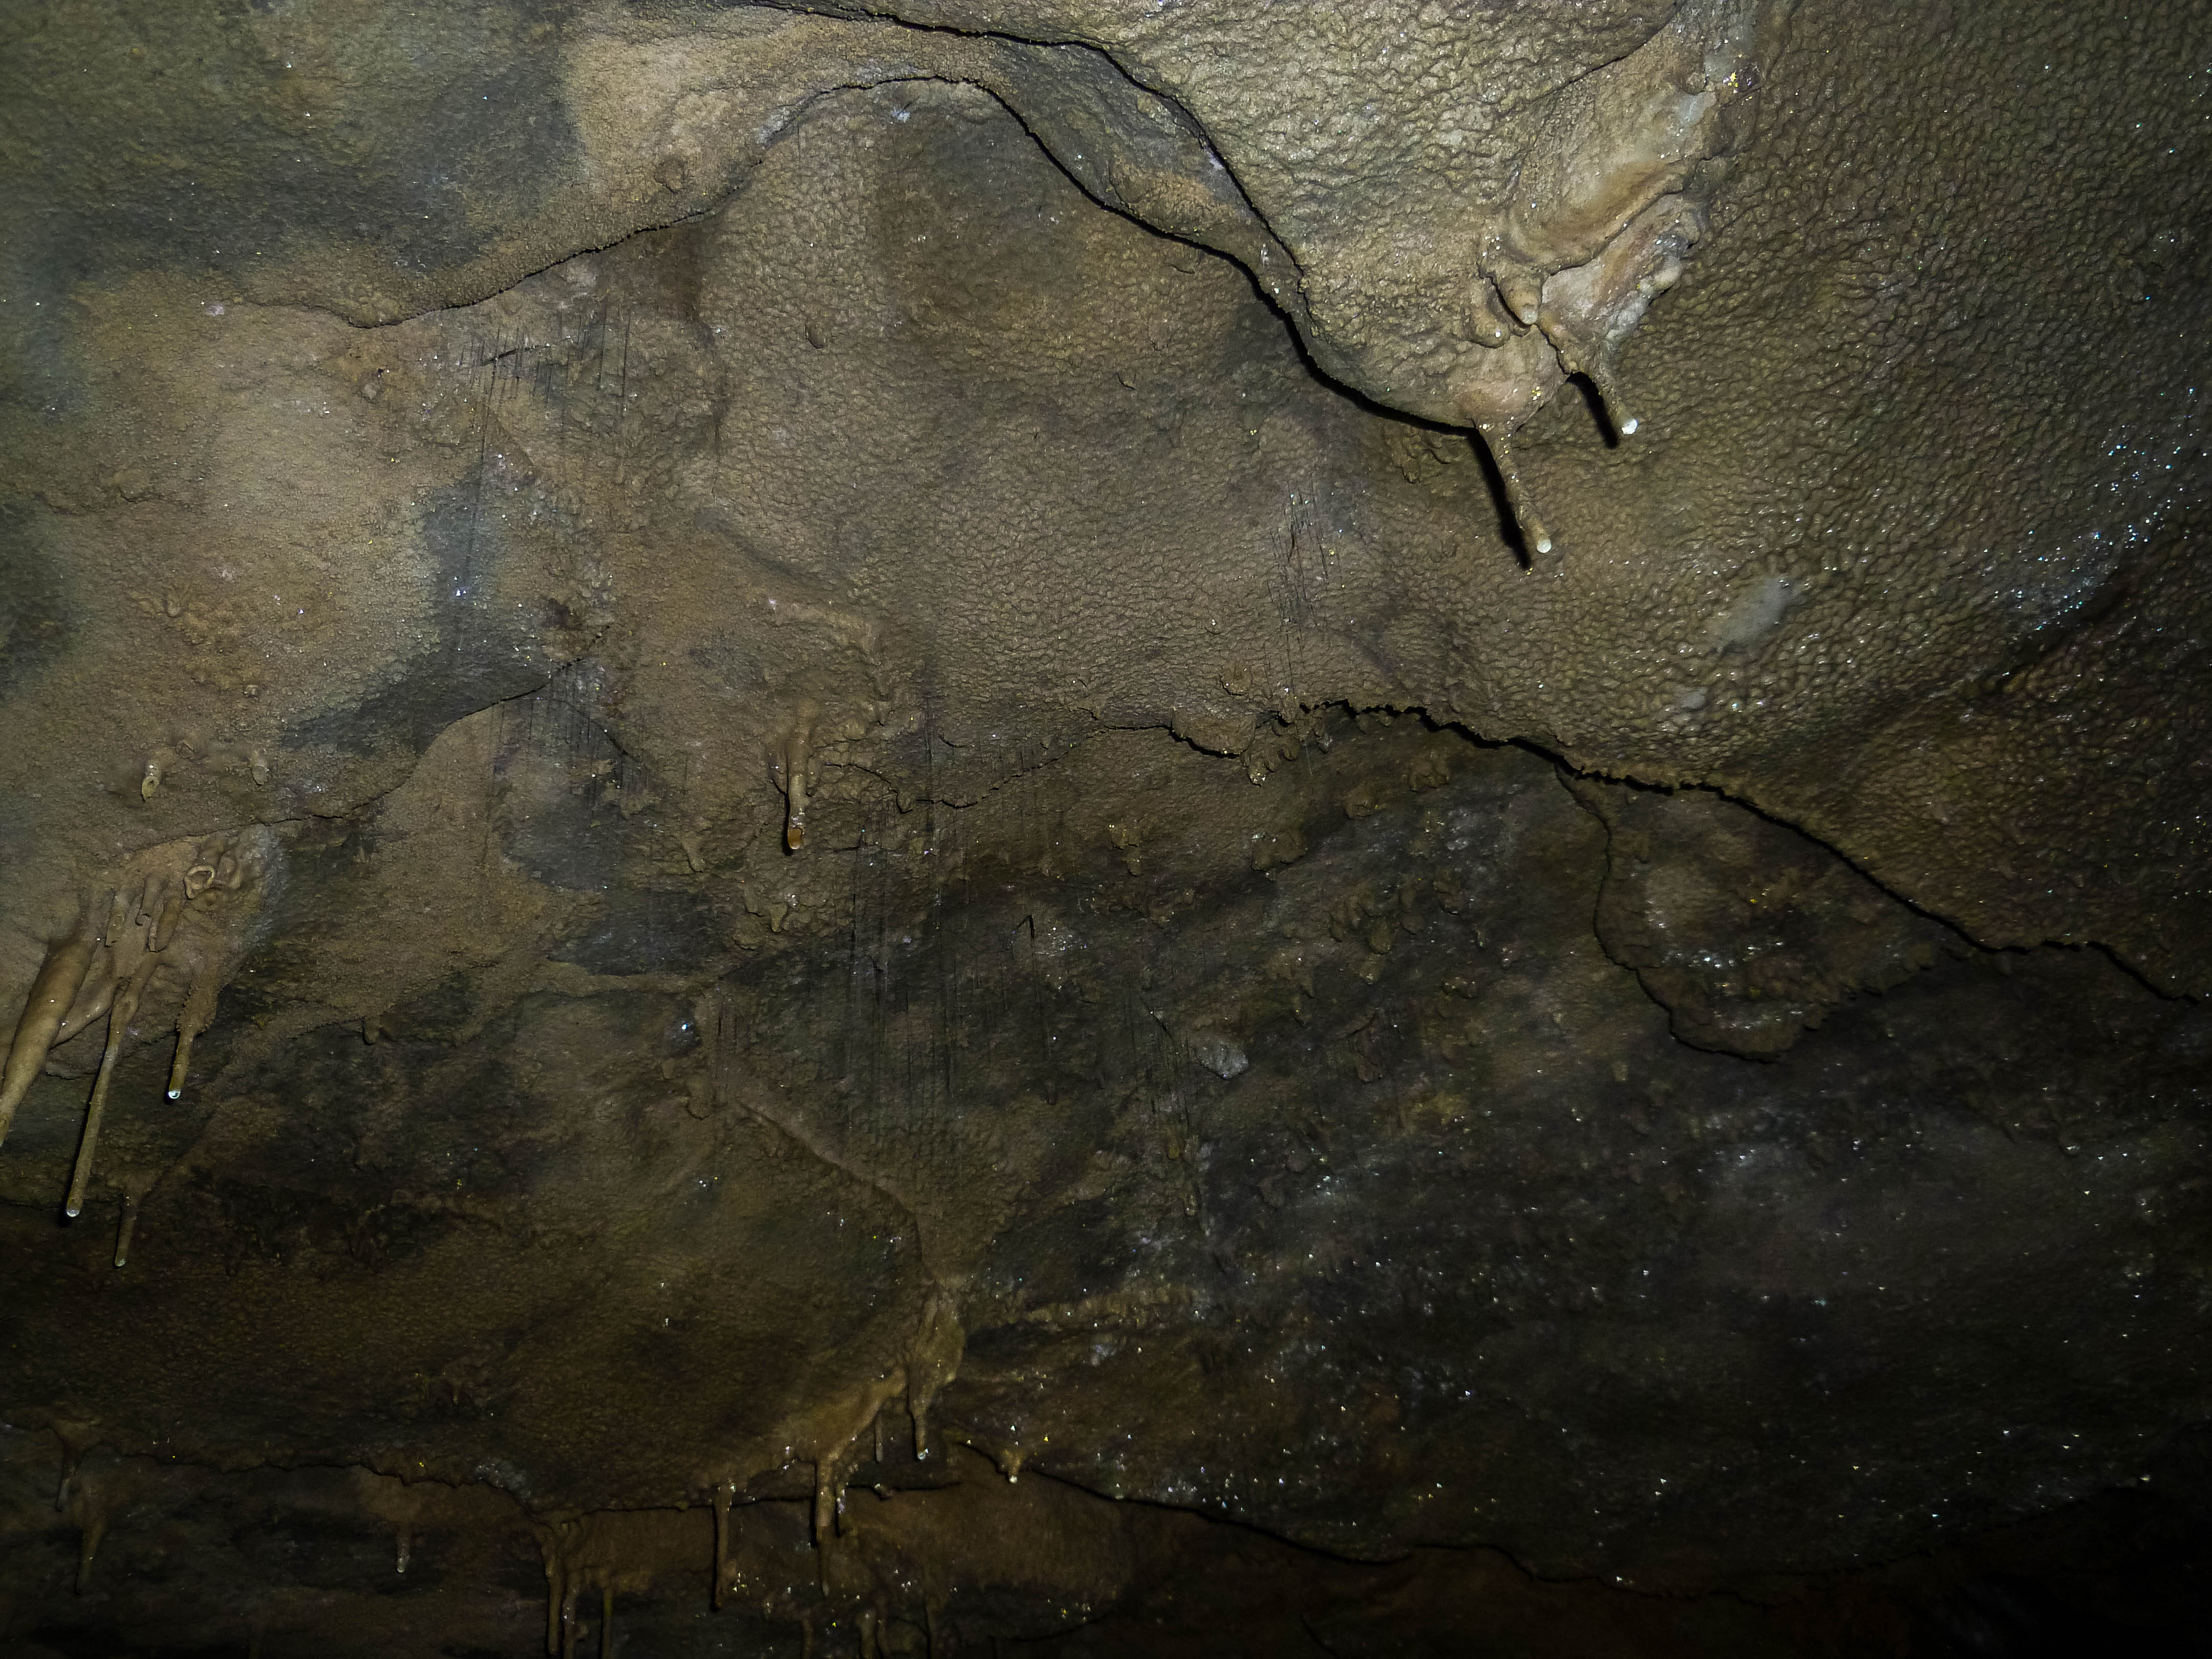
2,2,2208,1654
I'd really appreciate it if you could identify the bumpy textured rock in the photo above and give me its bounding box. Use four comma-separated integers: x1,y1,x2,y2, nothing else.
5,0,2204,990
4,708,2209,1648
2,1,2209,1652
1565,775,1964,1056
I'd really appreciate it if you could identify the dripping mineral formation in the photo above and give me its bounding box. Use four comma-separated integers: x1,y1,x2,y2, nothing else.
0,831,275,1185
2,1,2208,1653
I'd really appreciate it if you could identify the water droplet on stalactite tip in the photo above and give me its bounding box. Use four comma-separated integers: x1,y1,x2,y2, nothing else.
1587,360,1637,442
167,959,222,1102
1475,428,1557,570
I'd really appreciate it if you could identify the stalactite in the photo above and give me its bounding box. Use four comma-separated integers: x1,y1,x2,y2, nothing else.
712,1482,734,1610
51,973,116,1045
809,1374,905,1557
113,1192,138,1268
0,924,96,1148
148,891,185,953
540,1528,569,1656
905,1287,966,1461
1593,363,1637,437
167,958,222,1101
787,767,811,851
814,1457,839,1561
536,1512,662,1659
1478,427,1554,563
778,702,822,852
62,1467,112,1597
67,974,143,1218
53,1421,98,1509
75,1511,105,1595
6,833,271,1205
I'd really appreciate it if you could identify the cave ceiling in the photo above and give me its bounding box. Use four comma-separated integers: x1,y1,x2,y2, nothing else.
1,2,2208,1654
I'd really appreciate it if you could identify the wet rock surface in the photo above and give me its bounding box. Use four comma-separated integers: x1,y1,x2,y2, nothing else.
1565,777,1966,1057
2,1,2209,1653
5,716,2208,1650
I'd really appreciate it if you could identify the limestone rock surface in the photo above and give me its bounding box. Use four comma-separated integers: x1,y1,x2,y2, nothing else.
2,2,2208,1653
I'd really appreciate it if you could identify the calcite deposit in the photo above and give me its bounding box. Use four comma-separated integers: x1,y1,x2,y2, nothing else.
2,2,2206,1653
